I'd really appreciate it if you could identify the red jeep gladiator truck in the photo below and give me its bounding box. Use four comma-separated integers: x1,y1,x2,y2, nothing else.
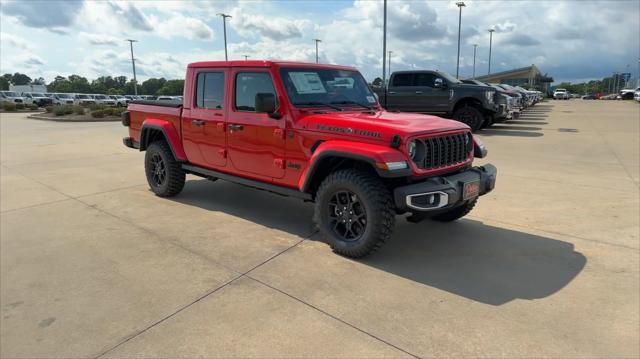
122,61,497,258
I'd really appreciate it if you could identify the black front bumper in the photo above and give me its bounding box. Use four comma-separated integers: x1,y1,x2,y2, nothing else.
394,164,497,212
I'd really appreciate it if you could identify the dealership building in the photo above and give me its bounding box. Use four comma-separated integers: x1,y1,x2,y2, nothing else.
474,65,554,93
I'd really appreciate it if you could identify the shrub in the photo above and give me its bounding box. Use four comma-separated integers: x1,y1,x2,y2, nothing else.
73,106,85,115
88,104,106,111
90,110,105,118
15,103,25,110
104,107,125,116
28,103,39,110
2,102,16,111
45,106,53,113
64,105,73,115
53,107,66,116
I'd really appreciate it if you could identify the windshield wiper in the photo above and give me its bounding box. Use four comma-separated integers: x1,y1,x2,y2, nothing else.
294,101,343,111
330,100,373,110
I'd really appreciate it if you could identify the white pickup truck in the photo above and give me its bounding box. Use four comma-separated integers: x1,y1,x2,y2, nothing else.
553,88,570,100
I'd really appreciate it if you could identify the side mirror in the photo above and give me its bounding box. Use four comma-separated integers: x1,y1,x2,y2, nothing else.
255,93,277,113
434,78,446,89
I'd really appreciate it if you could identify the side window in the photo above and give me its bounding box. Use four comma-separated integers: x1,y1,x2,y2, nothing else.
235,72,276,111
195,72,224,109
414,73,437,87
392,73,414,87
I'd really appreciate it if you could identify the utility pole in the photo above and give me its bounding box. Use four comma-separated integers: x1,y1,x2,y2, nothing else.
455,2,466,78
313,39,321,63
243,55,249,60
382,0,387,86
217,13,232,61
472,44,478,79
126,39,138,95
487,29,495,75
388,51,393,74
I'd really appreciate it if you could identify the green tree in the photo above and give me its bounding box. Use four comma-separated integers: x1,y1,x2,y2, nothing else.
0,74,10,90
11,73,32,85
140,78,167,95
156,79,184,95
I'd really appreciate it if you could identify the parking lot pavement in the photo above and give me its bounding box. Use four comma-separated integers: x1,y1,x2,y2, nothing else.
1,100,638,358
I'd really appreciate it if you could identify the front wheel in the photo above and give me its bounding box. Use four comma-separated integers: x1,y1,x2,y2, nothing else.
314,169,395,258
452,105,484,132
144,141,185,197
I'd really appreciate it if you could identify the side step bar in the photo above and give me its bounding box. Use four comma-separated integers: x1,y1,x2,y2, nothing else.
182,164,312,201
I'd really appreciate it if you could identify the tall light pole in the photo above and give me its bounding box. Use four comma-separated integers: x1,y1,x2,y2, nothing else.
313,39,321,63
382,0,387,86
388,51,393,74
472,44,478,79
126,39,138,95
455,2,466,78
217,13,232,61
243,55,249,60
488,28,495,75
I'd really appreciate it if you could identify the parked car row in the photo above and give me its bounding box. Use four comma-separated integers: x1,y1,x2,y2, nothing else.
372,69,542,131
1,91,183,108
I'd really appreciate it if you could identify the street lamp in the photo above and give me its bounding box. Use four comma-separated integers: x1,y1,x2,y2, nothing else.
313,39,321,63
217,13,232,61
382,0,387,86
472,44,478,79
455,2,466,79
487,29,495,75
388,51,393,74
126,39,138,95
243,55,249,60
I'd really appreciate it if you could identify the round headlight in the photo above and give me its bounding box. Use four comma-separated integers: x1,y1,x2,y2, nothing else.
408,140,417,159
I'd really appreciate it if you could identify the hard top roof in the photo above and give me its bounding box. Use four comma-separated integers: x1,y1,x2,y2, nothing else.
188,60,357,71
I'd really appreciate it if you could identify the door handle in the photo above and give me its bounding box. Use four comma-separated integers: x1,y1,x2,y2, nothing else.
228,124,244,131
191,119,205,126
415,91,423,94
388,91,396,94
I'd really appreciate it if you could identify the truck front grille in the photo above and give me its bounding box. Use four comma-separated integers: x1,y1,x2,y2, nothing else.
415,132,472,169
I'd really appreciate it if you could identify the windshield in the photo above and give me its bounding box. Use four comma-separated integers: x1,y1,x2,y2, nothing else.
437,71,462,84
56,94,72,98
77,95,91,99
280,68,377,109
3,91,19,97
32,93,45,97
95,95,107,99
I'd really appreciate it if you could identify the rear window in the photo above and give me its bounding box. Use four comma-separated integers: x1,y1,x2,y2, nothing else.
235,72,276,111
195,72,225,109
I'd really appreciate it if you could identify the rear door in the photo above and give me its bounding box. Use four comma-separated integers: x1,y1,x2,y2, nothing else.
386,73,417,111
226,69,286,179
181,68,228,168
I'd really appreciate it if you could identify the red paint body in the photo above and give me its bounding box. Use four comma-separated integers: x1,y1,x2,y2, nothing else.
126,61,475,191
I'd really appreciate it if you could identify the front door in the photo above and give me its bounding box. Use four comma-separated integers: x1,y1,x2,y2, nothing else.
227,70,286,179
414,73,450,113
182,69,228,168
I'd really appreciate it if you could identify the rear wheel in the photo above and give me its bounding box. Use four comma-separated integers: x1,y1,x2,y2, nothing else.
453,105,484,132
314,169,395,258
144,141,185,197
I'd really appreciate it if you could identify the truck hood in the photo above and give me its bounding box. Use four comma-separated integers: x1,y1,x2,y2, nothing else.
299,110,468,141
456,83,494,91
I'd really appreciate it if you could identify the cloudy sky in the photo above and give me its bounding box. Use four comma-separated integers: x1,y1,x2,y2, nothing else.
1,0,638,84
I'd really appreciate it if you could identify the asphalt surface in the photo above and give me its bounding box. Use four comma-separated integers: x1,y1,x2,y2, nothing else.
1,100,639,358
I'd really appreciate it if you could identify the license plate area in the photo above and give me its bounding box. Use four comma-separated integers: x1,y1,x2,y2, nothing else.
462,180,480,200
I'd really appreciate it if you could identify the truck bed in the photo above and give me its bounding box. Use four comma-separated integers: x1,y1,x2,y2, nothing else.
127,102,183,145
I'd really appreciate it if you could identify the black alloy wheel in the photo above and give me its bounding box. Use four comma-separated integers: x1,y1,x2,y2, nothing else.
327,190,367,242
149,153,167,187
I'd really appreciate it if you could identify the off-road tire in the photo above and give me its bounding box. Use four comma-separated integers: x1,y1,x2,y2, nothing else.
314,169,395,258
431,198,478,222
144,141,185,197
453,105,484,132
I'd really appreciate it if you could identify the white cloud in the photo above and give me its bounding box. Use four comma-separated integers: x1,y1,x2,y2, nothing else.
149,15,215,41
230,10,311,41
79,32,120,46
